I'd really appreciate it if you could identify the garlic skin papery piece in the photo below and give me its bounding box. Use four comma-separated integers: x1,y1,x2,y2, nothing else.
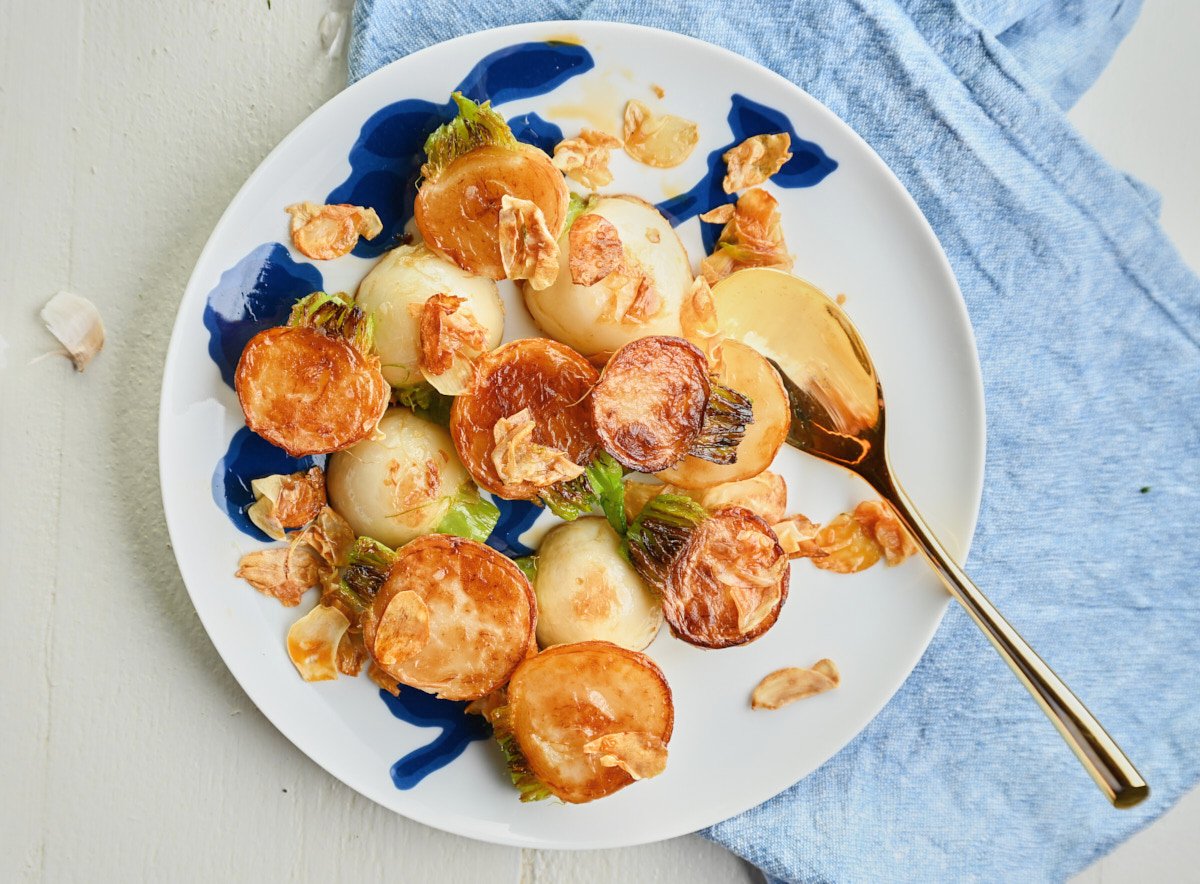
41,291,105,371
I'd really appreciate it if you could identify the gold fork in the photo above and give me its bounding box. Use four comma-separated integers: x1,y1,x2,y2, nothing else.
722,268,1148,807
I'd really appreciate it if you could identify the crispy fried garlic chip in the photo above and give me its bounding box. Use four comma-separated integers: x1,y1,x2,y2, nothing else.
247,467,327,541
602,260,662,326
582,732,668,780
812,512,883,573
293,506,355,568
235,542,325,607
498,195,560,290
287,604,351,681
491,408,585,488
553,129,623,189
622,100,699,168
722,133,792,193
715,527,789,635
699,188,793,284
237,506,352,608
772,513,828,560
751,659,841,710
412,293,489,395
336,632,368,677
285,202,382,260
852,500,918,566
569,213,624,286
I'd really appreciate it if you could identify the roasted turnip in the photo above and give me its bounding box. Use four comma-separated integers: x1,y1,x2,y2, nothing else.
450,338,600,500
414,94,568,280
361,534,536,701
235,292,388,456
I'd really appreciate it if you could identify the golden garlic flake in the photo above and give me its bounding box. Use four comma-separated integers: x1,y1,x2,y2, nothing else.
601,262,662,326
569,213,624,286
751,659,841,710
293,506,355,568
552,129,623,188
285,201,382,260
812,512,883,573
287,604,351,681
416,293,489,395
582,731,668,780
679,276,729,373
497,195,560,289
722,133,793,193
699,188,793,285
247,467,327,541
853,500,918,566
622,100,699,168
772,513,828,560
491,408,585,488
235,542,327,607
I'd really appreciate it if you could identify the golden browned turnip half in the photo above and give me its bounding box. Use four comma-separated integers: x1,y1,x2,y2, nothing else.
415,145,568,279
657,340,789,488
506,641,674,803
362,534,536,701
450,338,600,499
523,195,692,356
662,506,789,648
234,294,388,456
590,335,711,473
413,94,568,279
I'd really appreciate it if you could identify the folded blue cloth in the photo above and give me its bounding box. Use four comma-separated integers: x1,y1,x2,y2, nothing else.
350,1,1200,880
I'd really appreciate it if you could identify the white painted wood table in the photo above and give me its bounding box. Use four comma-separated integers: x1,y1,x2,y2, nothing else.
3,2,1197,880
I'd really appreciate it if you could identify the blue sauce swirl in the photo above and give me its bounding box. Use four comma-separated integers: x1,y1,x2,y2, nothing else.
378,688,492,789
326,41,593,259
203,241,327,538
213,427,326,541
506,112,564,155
657,94,838,250
486,498,542,557
203,242,325,389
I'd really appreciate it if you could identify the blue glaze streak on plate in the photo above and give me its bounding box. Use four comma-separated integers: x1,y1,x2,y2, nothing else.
486,498,542,557
326,41,593,260
455,41,594,106
379,688,492,789
213,427,326,541
657,94,839,250
203,242,325,389
507,112,564,155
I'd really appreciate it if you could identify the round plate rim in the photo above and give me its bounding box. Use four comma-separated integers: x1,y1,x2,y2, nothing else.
159,18,986,849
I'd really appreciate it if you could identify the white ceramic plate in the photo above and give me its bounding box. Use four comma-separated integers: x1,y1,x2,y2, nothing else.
160,21,985,849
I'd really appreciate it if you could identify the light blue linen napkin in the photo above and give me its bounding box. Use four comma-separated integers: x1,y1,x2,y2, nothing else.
348,2,1200,880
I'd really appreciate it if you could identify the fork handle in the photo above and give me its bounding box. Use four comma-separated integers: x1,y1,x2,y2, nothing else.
868,468,1149,808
